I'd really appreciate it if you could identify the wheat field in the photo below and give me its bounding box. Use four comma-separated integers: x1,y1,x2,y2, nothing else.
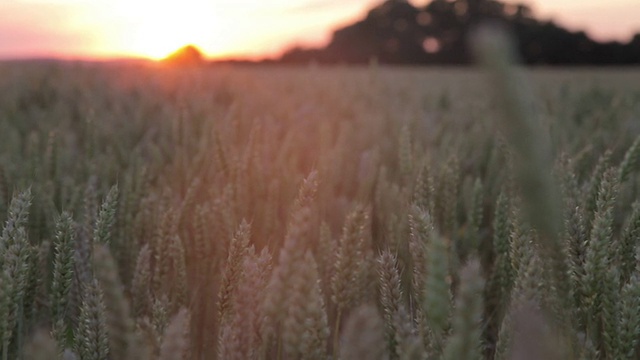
1,42,640,360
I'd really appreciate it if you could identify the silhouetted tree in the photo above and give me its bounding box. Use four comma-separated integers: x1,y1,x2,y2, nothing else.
279,0,640,65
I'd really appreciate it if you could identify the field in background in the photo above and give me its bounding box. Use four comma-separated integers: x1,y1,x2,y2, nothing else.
1,62,640,359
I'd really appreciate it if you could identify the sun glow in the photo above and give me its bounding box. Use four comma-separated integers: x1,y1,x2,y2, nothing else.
109,1,225,60
1,0,387,60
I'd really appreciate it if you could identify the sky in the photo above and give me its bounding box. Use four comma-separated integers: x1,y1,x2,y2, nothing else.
0,0,639,60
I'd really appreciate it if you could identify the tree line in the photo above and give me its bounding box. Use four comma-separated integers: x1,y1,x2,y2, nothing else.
277,0,640,65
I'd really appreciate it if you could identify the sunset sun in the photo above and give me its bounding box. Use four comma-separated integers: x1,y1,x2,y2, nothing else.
112,1,224,60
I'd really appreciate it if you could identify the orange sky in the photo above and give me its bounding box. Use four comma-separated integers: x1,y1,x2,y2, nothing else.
1,0,639,60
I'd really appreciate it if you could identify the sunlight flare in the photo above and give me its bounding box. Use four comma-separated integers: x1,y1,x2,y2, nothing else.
110,1,224,59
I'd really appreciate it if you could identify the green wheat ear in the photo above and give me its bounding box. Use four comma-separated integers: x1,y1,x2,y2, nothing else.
316,222,336,289
617,273,640,359
331,204,372,313
93,185,118,245
465,177,484,257
393,305,425,359
76,279,109,360
330,204,376,358
131,244,152,318
281,251,328,360
50,212,75,337
398,124,413,182
151,295,170,351
219,247,271,360
217,220,251,326
408,205,432,309
585,151,612,239
0,188,32,260
442,259,484,360
377,249,403,358
583,167,619,352
487,190,514,323
92,243,135,360
619,202,640,283
412,163,433,213
168,234,188,311
263,171,318,331
152,208,177,298
618,134,640,182
423,229,452,353
74,177,99,317
0,189,33,360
